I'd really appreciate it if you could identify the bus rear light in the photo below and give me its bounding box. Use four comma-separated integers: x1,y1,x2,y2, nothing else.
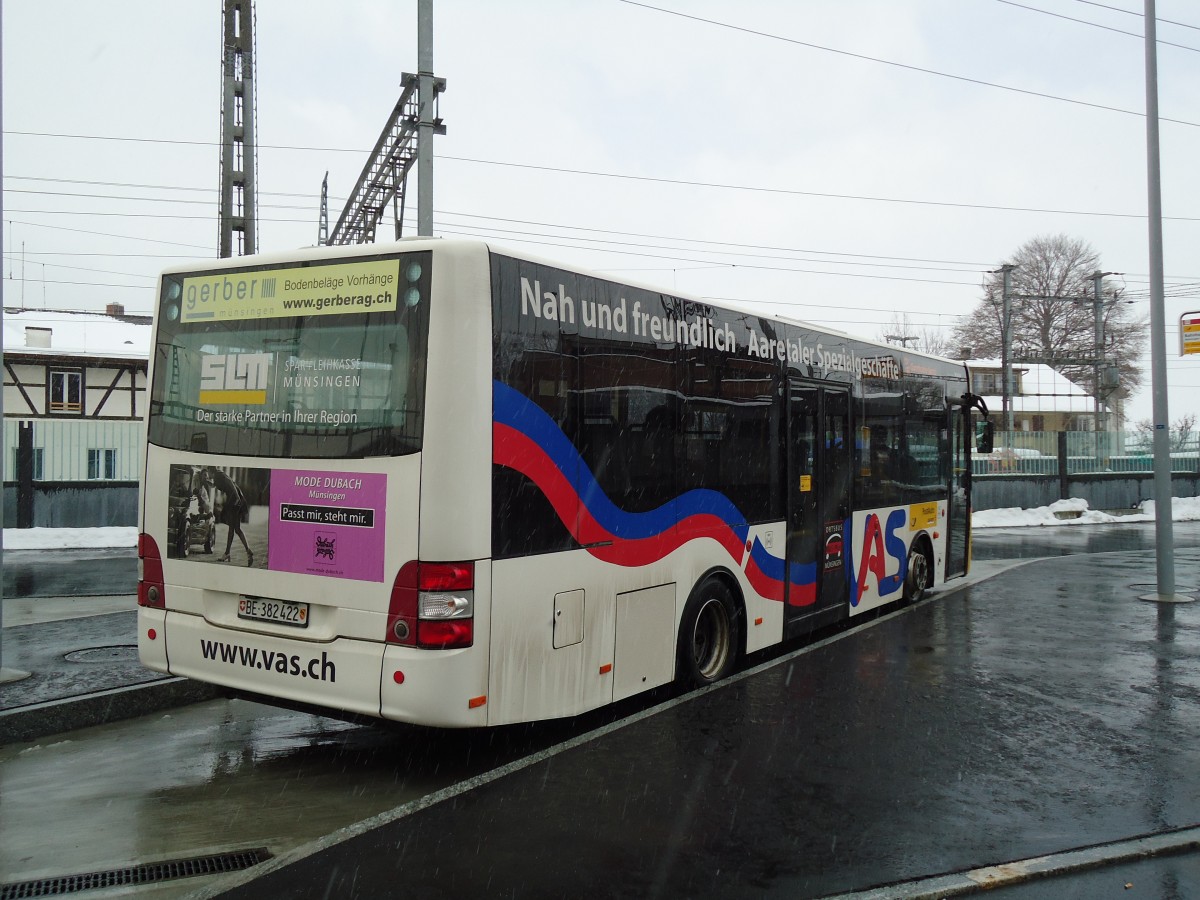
138,533,166,609
387,561,475,649
419,619,474,649
418,591,472,619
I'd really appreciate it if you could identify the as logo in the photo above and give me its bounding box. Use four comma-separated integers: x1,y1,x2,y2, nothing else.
199,353,271,405
850,509,907,606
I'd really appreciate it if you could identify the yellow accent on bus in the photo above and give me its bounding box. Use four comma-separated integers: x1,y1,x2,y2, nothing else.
908,501,939,530
199,390,267,405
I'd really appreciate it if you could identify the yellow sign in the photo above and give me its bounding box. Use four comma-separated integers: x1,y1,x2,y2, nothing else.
908,502,939,530
1181,312,1200,356
180,260,400,323
800,474,812,492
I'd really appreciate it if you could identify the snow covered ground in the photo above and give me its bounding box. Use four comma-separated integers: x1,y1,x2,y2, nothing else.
3,526,138,551
4,498,1200,550
972,496,1200,528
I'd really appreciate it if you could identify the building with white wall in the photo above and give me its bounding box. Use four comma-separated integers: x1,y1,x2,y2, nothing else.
3,304,150,525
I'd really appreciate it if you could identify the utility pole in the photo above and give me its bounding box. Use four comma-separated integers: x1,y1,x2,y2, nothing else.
0,12,29,685
994,264,1017,437
1091,270,1114,435
1141,0,1184,602
417,0,434,237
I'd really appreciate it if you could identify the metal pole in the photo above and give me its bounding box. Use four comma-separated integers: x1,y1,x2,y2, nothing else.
1,6,6,677
1001,265,1015,437
1142,0,1179,601
1092,271,1105,435
0,10,26,683
1093,270,1107,467
241,0,257,255
417,0,434,237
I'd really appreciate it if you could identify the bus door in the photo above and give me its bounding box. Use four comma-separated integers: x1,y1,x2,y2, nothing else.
946,401,972,578
785,380,851,633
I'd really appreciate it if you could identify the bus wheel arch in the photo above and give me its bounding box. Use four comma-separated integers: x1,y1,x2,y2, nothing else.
676,569,743,687
904,534,934,603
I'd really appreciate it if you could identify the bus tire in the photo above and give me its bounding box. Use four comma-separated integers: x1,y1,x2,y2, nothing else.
904,539,932,604
676,577,740,687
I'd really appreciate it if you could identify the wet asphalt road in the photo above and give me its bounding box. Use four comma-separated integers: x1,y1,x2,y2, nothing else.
212,539,1200,899
2,548,136,598
971,520,1188,560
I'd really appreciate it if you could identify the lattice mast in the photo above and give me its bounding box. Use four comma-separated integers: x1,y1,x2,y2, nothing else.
318,172,329,245
327,0,444,245
218,0,258,257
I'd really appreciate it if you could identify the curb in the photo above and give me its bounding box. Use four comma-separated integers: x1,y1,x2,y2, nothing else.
0,677,223,746
820,826,1200,898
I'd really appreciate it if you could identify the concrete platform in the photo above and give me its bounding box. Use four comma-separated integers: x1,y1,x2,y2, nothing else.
0,596,219,744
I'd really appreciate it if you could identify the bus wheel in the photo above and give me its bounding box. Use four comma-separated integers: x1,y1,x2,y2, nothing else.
677,579,739,687
904,543,931,603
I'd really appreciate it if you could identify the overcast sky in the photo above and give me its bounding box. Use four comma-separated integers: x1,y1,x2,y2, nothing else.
3,0,1199,426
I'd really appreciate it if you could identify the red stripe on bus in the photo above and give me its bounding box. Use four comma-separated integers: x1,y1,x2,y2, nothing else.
494,423,746,568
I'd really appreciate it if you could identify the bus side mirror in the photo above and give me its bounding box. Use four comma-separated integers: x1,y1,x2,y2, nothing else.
976,421,994,454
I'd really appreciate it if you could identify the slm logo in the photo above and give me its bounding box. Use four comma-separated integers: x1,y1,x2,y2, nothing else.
200,352,271,398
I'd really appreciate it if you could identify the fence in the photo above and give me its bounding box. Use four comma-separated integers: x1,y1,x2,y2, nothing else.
974,430,1200,477
973,429,1200,512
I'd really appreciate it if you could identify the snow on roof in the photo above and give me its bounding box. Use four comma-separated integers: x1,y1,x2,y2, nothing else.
968,358,1106,415
2,308,150,360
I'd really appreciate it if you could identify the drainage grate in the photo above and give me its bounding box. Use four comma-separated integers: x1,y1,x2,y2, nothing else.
0,848,273,899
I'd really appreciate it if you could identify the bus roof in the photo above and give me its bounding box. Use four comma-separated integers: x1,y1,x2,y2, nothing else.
160,237,966,376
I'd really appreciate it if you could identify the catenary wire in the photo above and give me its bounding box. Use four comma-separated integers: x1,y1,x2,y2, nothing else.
992,0,1200,51
7,137,1200,222
1069,0,1200,33
616,0,1200,126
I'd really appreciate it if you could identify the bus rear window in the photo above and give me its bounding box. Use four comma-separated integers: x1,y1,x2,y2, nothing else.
147,253,430,459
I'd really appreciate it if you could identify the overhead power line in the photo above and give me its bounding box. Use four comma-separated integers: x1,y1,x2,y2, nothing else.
0,254,156,280
9,175,1200,284
4,218,211,250
1069,0,1200,33
616,1,1200,127
993,0,1200,51
8,139,1200,222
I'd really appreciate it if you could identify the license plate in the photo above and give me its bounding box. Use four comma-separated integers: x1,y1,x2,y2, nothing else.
238,596,309,628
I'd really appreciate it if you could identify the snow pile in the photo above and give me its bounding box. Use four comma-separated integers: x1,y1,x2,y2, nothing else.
2,526,138,550
973,496,1200,529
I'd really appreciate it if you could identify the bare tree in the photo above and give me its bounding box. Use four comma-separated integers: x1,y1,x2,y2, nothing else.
877,313,952,357
1134,414,1197,452
951,234,1147,408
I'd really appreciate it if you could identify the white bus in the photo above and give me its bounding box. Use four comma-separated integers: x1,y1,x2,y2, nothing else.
138,238,987,727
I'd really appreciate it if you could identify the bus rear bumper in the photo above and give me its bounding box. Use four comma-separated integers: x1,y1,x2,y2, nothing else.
379,643,490,728
138,608,169,674
151,609,386,721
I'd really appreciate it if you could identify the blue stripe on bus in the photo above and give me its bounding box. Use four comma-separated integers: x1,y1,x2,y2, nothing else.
493,381,749,545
